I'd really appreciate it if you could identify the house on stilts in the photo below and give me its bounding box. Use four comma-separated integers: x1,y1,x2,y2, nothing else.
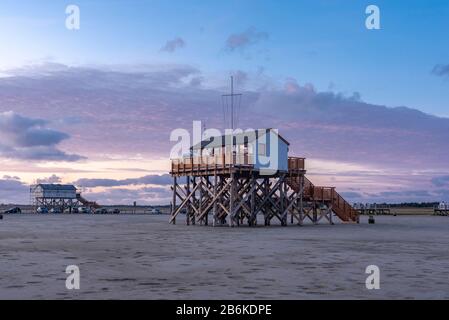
169,128,359,227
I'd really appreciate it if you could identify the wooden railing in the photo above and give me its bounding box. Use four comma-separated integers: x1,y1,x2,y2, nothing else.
288,157,305,171
171,153,254,173
311,186,335,201
286,175,358,222
332,191,358,221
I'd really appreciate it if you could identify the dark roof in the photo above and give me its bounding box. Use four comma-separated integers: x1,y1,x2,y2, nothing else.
191,129,290,150
37,184,77,191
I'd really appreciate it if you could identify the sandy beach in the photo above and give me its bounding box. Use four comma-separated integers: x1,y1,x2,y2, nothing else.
1,214,449,299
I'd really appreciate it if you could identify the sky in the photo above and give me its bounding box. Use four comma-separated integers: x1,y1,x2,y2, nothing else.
0,0,448,205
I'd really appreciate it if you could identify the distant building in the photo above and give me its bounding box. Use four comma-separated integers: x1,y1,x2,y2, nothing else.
30,184,99,213
31,184,77,200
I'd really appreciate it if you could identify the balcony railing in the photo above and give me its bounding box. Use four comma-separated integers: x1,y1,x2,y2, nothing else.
288,157,305,171
171,153,254,173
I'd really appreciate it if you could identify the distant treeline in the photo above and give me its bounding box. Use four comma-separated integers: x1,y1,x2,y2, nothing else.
387,202,439,208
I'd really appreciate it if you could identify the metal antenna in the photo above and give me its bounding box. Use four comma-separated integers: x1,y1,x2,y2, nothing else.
222,76,242,130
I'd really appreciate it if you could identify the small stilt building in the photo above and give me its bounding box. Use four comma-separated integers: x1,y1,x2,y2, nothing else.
30,184,100,213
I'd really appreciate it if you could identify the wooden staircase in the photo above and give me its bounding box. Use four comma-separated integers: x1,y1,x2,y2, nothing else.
76,193,101,209
287,158,358,223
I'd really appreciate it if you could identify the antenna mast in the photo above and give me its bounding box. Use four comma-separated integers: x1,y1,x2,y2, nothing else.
231,76,234,129
222,76,242,130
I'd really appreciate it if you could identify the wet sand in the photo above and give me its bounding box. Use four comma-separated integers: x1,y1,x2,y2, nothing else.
1,214,449,299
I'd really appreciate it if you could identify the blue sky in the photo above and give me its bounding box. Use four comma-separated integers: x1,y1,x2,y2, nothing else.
1,0,448,116
0,1,449,204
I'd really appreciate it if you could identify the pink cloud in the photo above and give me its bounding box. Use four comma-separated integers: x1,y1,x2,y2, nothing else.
1,63,448,203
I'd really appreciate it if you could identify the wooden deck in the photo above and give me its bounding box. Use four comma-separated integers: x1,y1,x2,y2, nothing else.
171,155,306,177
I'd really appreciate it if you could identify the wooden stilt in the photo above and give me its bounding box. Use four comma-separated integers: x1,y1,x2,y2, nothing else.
213,174,218,226
229,172,235,227
171,176,177,225
186,176,190,225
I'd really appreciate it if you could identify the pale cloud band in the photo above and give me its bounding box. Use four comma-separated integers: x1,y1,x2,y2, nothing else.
1,63,448,204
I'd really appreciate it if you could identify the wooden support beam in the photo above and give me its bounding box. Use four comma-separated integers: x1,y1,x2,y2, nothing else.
250,175,256,226
186,176,190,225
172,176,177,225
169,182,201,224
229,172,236,227
168,163,355,227
197,179,232,221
